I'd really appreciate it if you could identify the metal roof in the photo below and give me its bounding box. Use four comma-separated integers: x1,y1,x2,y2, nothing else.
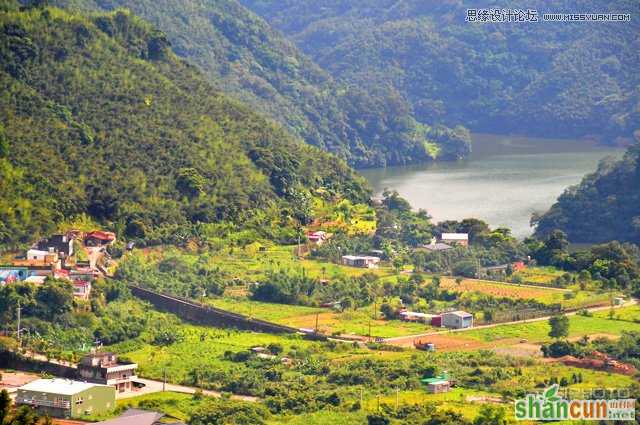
19,379,104,395
441,233,468,240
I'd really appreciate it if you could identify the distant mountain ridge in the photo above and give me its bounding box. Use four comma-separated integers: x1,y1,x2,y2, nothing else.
241,0,640,144
0,3,368,247
50,0,471,167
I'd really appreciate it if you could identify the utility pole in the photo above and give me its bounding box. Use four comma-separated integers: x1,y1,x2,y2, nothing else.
17,302,21,347
163,368,166,392
315,313,319,333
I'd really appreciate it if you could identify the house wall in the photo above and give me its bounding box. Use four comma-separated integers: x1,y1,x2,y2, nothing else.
71,386,116,417
16,390,71,418
442,314,473,329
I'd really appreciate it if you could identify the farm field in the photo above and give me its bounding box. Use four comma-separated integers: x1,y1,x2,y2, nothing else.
512,266,567,286
439,276,612,309
462,313,640,344
592,304,640,322
207,297,433,338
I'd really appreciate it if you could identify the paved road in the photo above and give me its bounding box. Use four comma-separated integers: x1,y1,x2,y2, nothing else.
123,378,259,402
383,299,637,345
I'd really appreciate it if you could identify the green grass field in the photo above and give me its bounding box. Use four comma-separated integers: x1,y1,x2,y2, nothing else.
207,297,433,338
117,392,201,422
513,266,566,285
463,313,640,343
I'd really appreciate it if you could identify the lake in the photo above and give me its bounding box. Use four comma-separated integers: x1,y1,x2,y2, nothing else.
360,134,623,239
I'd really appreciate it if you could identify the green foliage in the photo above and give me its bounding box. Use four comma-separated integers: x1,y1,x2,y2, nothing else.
188,399,270,425
535,143,640,244
241,0,640,144
548,314,570,340
50,0,469,167
115,250,227,298
0,5,369,248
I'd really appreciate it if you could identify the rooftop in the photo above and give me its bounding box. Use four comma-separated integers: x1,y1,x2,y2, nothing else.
19,379,103,395
95,409,165,425
441,233,469,240
443,310,473,318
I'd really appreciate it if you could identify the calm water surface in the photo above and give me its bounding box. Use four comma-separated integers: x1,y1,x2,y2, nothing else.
360,134,623,239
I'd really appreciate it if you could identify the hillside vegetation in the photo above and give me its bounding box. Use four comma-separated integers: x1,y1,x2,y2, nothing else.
534,142,640,243
0,3,369,248
50,0,471,167
241,0,640,144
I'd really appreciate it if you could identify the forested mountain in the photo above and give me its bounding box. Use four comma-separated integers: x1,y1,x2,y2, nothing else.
48,0,471,167
0,3,370,247
241,0,640,144
534,142,640,243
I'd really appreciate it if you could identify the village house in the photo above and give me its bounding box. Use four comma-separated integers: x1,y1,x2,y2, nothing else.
440,233,469,247
16,378,115,418
36,234,74,258
73,281,92,300
306,230,328,245
85,230,116,247
25,249,59,264
78,352,139,393
341,255,381,269
441,311,473,329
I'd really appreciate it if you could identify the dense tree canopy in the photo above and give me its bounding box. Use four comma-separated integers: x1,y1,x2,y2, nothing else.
49,0,470,167
534,142,640,243
0,4,369,248
241,0,640,144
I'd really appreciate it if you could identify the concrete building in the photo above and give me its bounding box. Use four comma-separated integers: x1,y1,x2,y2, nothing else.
16,378,115,418
36,234,74,258
78,353,138,393
341,255,380,268
440,233,469,247
26,249,59,263
441,311,473,329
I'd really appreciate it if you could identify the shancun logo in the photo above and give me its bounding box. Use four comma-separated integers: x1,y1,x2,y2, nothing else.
514,384,636,421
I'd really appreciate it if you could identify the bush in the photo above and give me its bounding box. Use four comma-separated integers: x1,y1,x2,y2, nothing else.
452,260,479,278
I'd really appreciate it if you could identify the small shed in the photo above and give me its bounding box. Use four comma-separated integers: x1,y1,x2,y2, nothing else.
342,255,380,268
421,374,451,394
441,311,473,329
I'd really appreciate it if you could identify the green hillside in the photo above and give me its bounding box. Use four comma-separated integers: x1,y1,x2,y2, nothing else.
241,0,640,144
534,142,640,243
0,3,369,248
50,0,471,167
